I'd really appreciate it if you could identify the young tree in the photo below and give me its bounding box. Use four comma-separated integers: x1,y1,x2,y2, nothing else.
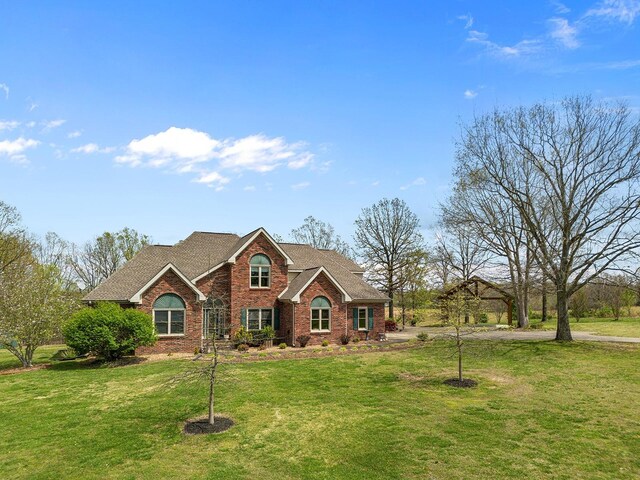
569,287,589,323
0,254,79,367
290,216,353,259
354,198,424,318
456,96,640,340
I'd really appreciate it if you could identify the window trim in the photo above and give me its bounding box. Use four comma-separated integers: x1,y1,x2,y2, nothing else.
357,307,368,331
246,307,274,331
153,308,186,337
249,254,271,289
310,296,331,333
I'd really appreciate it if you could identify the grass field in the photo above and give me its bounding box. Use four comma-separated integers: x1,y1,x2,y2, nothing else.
1,341,639,479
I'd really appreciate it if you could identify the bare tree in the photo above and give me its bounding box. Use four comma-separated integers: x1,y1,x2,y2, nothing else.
396,248,430,329
69,228,151,290
290,216,353,259
441,175,533,328
354,198,424,318
0,200,31,275
456,96,640,340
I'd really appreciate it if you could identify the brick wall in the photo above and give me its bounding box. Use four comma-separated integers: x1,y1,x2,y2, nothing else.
229,233,288,336
136,270,203,354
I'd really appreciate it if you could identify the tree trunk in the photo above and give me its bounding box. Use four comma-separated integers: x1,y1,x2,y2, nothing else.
457,335,463,382
517,296,529,329
388,291,394,319
541,278,548,322
555,290,573,341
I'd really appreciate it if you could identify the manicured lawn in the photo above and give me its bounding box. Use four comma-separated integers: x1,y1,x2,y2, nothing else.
1,341,639,479
0,344,65,371
533,317,640,337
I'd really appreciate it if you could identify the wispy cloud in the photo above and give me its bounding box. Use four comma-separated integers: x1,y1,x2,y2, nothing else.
243,185,256,191
26,97,38,112
457,14,474,29
71,143,114,154
41,119,66,132
400,177,427,191
291,181,310,190
68,130,82,139
586,0,640,24
464,89,478,99
0,120,20,131
466,29,542,59
115,126,316,187
0,83,8,99
548,17,580,48
551,1,571,14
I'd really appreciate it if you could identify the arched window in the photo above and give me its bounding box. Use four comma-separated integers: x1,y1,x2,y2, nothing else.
311,296,331,332
250,254,271,288
203,298,226,338
153,293,185,335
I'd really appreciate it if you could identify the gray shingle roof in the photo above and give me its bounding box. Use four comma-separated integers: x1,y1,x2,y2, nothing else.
83,230,388,303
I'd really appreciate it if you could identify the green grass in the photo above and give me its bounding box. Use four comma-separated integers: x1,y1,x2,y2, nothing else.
533,316,640,337
0,344,65,370
1,341,639,479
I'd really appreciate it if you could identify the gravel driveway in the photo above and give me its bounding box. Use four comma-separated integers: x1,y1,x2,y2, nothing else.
387,325,640,344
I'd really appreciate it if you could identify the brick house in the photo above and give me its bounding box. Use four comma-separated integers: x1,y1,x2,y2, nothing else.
83,228,389,353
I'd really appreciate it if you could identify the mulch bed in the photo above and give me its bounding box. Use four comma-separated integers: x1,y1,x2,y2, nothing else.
183,416,234,435
444,378,478,388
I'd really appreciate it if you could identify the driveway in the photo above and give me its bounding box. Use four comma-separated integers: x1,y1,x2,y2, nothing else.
387,325,640,344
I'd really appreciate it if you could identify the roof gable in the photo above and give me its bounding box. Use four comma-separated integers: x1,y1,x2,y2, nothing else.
279,267,352,303
227,228,293,265
128,263,206,303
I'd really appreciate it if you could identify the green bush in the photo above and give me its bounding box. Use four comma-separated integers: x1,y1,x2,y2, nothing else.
416,332,429,342
278,342,287,349
63,302,156,361
479,313,489,323
261,326,276,339
321,339,329,347
237,343,249,352
233,327,253,345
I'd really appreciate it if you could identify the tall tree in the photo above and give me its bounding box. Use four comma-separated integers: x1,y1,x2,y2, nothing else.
396,248,430,329
441,173,533,328
0,200,30,275
290,216,353,259
456,96,640,340
69,228,151,290
354,198,424,318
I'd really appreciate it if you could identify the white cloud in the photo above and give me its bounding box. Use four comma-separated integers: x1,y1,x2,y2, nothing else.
400,177,427,191
548,17,580,48
25,121,36,128
193,171,230,187
243,185,256,191
467,29,542,58
71,143,114,154
26,97,38,112
41,119,66,131
291,181,310,190
115,126,316,187
0,120,20,131
0,83,8,99
371,180,380,187
458,14,474,29
586,0,640,24
464,89,478,99
68,130,82,138
0,137,40,156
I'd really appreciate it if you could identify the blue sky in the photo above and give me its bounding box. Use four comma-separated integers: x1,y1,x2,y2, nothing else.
1,0,639,246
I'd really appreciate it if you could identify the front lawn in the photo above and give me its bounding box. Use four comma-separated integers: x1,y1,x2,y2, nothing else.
1,341,638,479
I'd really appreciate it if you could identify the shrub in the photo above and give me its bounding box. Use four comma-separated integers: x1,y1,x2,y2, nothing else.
261,325,276,339
417,332,429,342
479,313,489,324
278,342,287,349
63,302,156,361
258,343,267,351
233,327,253,346
385,320,397,332
321,339,329,347
236,343,250,352
352,336,360,343
410,319,417,326
297,335,311,347
339,334,350,345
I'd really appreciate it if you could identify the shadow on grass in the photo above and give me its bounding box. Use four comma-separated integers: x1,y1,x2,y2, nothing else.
48,356,148,371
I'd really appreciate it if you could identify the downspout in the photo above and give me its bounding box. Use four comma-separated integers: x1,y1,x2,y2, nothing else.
292,303,296,347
